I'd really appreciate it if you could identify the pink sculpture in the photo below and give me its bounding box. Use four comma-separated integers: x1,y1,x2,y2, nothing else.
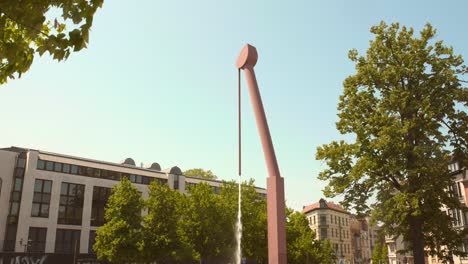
236,44,287,264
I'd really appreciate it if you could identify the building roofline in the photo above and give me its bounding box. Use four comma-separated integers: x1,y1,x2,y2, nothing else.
2,146,267,190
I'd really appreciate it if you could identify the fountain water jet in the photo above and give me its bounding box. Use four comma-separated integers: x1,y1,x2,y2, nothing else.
234,179,242,264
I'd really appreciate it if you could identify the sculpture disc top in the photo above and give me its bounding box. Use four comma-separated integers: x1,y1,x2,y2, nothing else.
236,44,258,69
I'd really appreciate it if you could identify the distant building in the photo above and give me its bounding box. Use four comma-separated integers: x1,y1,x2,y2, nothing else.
385,234,413,264
428,158,468,264
350,215,372,264
303,198,353,264
0,146,266,263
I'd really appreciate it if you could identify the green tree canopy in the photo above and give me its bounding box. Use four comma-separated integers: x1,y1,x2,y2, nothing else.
316,22,467,264
178,182,228,263
184,168,218,179
0,0,103,84
220,180,268,263
140,180,184,263
93,177,144,263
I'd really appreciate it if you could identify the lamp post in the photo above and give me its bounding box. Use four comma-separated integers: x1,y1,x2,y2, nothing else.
236,44,287,264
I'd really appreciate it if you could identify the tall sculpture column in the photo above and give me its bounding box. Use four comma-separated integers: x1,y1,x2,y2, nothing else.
236,44,287,264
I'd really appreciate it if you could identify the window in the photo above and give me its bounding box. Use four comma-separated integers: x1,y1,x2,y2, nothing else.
320,228,327,239
63,164,70,174
45,161,54,171
71,165,79,174
89,231,97,254
37,160,45,170
9,202,19,215
17,158,26,168
319,200,326,208
32,179,52,217
58,182,85,225
174,175,179,189
54,162,62,172
320,215,327,225
91,186,111,226
13,178,22,191
3,224,17,251
78,166,87,176
55,229,80,253
136,175,142,184
28,227,47,253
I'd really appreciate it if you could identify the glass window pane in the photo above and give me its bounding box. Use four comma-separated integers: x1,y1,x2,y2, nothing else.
61,183,69,195
10,202,19,215
34,179,43,192
71,165,78,174
136,175,142,184
59,196,67,205
42,193,51,203
100,170,108,179
78,166,87,176
58,205,66,218
14,168,24,178
37,160,45,170
54,163,62,172
129,174,136,183
62,164,70,174
40,204,49,217
43,180,52,193
46,161,54,171
31,203,40,216
33,193,42,203
17,158,26,168
11,191,21,201
70,184,77,195
14,178,22,191
86,167,94,177
93,169,101,178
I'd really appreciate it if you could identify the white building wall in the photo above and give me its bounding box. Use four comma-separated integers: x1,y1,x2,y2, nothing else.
0,150,18,251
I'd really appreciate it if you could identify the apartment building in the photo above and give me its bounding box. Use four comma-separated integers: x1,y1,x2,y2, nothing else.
303,198,353,264
0,146,266,264
428,158,468,264
350,216,372,264
385,234,414,264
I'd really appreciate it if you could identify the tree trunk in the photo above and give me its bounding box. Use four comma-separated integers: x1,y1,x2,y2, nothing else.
409,215,425,264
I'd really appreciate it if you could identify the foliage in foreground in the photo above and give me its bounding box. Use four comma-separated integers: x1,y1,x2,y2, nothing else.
316,21,467,264
94,177,144,263
0,0,103,84
183,168,218,179
94,177,336,263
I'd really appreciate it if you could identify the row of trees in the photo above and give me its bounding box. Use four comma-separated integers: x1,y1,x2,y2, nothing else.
94,177,335,264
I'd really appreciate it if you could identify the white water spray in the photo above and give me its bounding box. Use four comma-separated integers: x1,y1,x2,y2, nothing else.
234,180,242,264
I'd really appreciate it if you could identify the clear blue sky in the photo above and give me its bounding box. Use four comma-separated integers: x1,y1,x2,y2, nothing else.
1,0,467,210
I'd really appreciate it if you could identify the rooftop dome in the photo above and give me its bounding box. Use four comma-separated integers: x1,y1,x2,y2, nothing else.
148,162,161,171
121,158,136,166
162,166,182,175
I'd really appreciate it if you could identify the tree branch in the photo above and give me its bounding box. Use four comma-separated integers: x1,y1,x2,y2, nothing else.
0,8,49,37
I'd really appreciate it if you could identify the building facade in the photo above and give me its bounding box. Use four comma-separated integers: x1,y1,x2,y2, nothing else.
0,146,266,263
385,234,414,264
303,198,353,264
350,216,372,264
428,158,468,264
